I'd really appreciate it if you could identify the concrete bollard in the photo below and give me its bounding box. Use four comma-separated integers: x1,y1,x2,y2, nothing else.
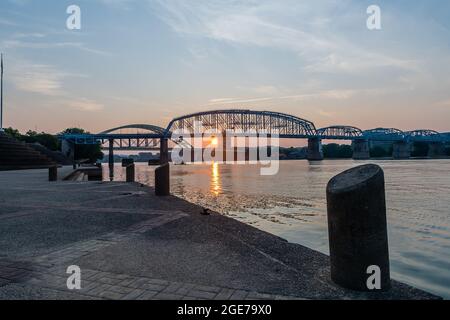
122,158,134,168
49,166,58,181
155,163,170,196
126,164,135,183
326,164,391,291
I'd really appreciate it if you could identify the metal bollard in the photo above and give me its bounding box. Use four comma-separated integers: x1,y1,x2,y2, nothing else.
155,163,170,196
326,164,391,291
49,166,58,182
126,164,135,183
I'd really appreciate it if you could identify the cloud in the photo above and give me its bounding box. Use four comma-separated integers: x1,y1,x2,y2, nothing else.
207,89,357,106
2,39,111,56
151,0,418,74
0,17,18,26
67,98,104,112
10,59,103,112
12,63,69,96
318,109,335,117
97,0,135,10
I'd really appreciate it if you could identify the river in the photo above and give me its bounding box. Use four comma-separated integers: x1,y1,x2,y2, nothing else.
104,159,450,298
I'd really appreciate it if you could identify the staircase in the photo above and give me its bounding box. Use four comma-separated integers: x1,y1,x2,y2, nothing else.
27,142,72,165
0,132,57,171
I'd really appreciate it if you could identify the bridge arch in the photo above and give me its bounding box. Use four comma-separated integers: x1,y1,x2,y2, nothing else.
405,130,442,142
100,124,166,136
363,128,405,141
317,126,363,140
165,109,317,138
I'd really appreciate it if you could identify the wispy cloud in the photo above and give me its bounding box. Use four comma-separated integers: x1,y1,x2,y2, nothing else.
97,0,136,10
67,98,104,112
207,89,358,106
151,0,417,74
0,17,18,26
318,109,335,117
2,39,111,56
10,59,103,112
12,63,71,96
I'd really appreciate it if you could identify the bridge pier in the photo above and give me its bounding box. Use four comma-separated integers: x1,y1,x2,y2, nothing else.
352,139,370,160
222,132,228,164
428,142,445,158
307,138,323,161
392,141,411,159
233,136,247,163
160,138,169,164
108,139,114,181
190,133,201,164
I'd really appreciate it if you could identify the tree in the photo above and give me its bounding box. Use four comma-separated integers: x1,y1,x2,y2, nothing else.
60,128,104,162
323,143,353,158
3,127,21,139
21,130,59,151
411,142,429,157
370,146,391,158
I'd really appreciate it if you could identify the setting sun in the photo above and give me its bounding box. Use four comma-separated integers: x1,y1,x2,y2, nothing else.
210,136,218,146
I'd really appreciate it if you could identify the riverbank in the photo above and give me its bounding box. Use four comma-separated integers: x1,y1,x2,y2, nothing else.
0,168,440,299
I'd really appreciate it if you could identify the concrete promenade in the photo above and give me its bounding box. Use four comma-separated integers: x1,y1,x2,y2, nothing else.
0,168,440,300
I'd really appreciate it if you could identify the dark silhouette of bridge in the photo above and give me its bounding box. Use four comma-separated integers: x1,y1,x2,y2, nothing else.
61,109,450,162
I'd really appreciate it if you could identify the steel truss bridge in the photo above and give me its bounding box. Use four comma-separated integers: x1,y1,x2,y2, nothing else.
61,109,450,150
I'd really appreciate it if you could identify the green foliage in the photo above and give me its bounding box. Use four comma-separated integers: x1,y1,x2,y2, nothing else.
323,143,353,158
59,128,103,162
411,142,429,157
60,128,86,135
4,127,103,162
23,131,60,151
4,127,59,150
370,145,392,158
3,127,21,139
279,147,306,159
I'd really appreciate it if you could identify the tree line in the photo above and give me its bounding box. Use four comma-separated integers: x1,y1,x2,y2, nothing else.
3,127,103,163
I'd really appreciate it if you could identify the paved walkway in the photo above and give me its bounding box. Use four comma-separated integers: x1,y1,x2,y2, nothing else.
0,169,439,300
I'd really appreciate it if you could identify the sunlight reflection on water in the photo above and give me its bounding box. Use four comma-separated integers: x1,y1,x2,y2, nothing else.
105,159,450,298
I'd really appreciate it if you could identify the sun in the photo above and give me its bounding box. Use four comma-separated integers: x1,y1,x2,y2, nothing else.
210,136,218,146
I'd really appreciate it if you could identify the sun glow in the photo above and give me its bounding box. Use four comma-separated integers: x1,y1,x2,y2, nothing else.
210,136,218,147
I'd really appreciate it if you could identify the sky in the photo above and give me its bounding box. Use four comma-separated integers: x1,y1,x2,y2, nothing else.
1,0,450,134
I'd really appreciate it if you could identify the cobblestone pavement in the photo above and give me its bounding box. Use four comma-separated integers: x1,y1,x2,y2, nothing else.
0,209,304,300
0,260,304,300
0,170,305,300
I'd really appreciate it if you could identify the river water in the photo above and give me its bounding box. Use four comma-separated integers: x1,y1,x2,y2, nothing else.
105,160,450,298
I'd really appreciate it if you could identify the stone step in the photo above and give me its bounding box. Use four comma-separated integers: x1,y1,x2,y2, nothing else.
0,133,57,170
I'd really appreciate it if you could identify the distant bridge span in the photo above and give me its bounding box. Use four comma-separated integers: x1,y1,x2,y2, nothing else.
317,126,364,140
99,124,166,135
